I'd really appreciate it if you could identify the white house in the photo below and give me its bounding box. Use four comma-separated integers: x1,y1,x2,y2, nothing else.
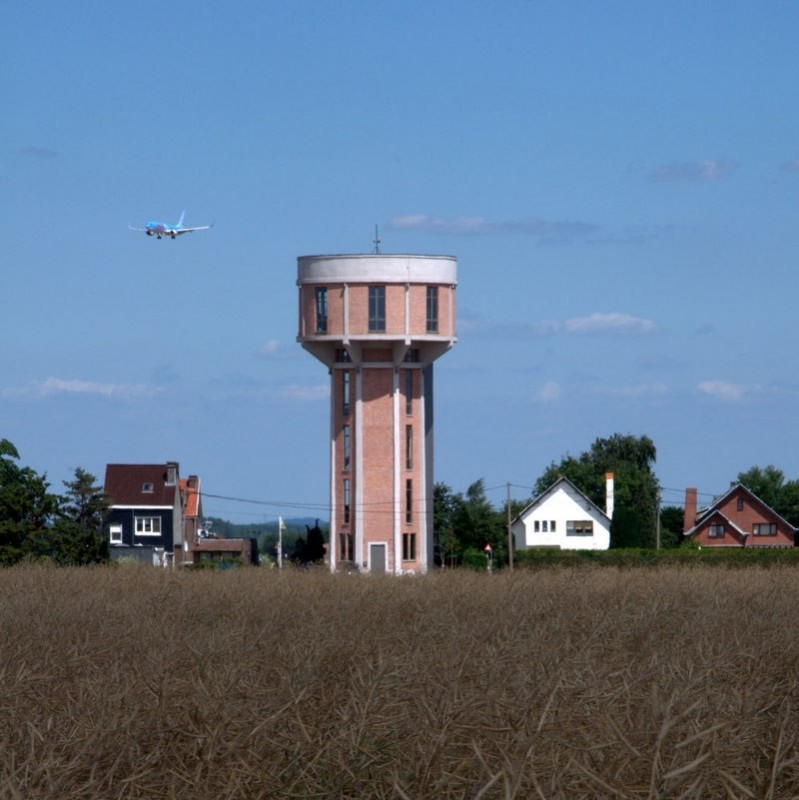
512,473,614,551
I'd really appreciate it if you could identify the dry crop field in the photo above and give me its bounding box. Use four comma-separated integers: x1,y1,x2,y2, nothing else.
2,565,799,799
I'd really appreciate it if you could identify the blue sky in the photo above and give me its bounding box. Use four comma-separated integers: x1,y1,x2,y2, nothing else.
3,1,799,521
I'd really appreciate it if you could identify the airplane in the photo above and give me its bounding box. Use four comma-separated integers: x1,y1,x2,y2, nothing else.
129,211,213,239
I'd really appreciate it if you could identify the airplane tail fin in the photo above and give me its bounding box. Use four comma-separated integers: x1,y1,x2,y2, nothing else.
178,210,186,228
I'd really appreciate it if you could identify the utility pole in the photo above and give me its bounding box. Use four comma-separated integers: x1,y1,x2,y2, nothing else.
656,490,661,550
278,516,286,569
507,482,514,571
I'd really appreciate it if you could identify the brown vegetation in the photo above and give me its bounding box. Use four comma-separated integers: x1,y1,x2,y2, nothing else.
2,564,799,798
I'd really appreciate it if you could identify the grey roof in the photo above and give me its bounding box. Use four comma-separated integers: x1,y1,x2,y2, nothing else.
512,476,609,526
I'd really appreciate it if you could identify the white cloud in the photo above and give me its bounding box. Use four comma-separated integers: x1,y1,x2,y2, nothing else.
390,214,676,247
279,383,329,401
460,311,658,339
2,377,159,399
257,338,293,359
602,383,668,398
390,215,494,234
564,312,652,334
561,312,658,335
697,380,744,401
537,381,562,403
389,214,599,244
649,159,738,182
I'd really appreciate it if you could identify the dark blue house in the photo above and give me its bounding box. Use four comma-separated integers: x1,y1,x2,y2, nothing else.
104,462,184,566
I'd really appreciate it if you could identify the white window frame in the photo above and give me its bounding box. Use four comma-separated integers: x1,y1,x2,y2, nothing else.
567,520,594,536
753,522,777,536
135,516,162,536
109,524,123,544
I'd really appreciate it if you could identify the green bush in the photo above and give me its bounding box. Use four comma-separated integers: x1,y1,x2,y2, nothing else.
513,547,799,569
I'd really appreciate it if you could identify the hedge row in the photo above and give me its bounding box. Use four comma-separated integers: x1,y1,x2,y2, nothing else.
513,546,799,568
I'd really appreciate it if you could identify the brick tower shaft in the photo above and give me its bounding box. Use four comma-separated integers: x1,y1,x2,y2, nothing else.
297,254,457,573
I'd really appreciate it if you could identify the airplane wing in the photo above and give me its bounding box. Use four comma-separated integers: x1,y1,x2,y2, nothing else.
175,222,214,235
128,224,149,232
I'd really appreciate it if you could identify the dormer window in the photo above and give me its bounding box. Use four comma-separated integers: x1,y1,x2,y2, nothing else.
142,482,154,493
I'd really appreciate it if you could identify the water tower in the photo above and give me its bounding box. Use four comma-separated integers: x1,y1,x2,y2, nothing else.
297,253,457,573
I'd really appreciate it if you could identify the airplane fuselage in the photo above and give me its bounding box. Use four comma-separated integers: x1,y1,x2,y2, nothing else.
145,222,175,239
130,212,212,239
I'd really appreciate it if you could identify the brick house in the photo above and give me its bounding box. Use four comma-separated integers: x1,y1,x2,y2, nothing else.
683,484,797,548
104,462,184,566
178,474,202,564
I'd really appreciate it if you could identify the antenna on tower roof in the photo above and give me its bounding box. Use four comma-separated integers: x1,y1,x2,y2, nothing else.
372,224,381,254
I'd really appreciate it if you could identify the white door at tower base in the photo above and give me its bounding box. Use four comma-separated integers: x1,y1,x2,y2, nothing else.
369,543,387,573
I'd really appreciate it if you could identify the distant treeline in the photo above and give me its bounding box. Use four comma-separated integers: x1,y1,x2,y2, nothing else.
204,517,330,564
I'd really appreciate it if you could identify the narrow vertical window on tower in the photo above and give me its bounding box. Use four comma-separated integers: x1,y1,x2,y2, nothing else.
342,371,350,416
405,479,413,524
368,286,386,331
406,424,413,470
405,369,413,415
343,424,350,470
315,287,328,333
426,286,439,333
343,478,351,524
402,532,416,561
339,530,353,561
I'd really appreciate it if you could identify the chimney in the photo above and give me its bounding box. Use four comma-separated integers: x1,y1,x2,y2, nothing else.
684,488,697,534
166,461,178,486
605,472,614,519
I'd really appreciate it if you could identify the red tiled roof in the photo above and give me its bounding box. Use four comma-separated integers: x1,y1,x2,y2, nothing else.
104,464,179,506
180,477,201,518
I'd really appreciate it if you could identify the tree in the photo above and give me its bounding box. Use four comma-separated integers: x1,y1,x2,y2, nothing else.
292,520,326,565
56,468,110,564
434,482,465,566
610,507,641,549
60,467,109,531
303,519,326,563
433,481,508,567
535,434,659,548
25,467,109,565
0,439,59,565
453,480,507,564
659,505,684,549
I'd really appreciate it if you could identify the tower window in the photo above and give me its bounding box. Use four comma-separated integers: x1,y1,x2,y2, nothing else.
402,532,417,561
405,370,413,415
340,532,353,561
343,479,351,525
426,286,439,333
342,371,350,416
406,479,412,524
315,287,328,333
406,425,413,470
343,425,351,471
368,286,385,332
